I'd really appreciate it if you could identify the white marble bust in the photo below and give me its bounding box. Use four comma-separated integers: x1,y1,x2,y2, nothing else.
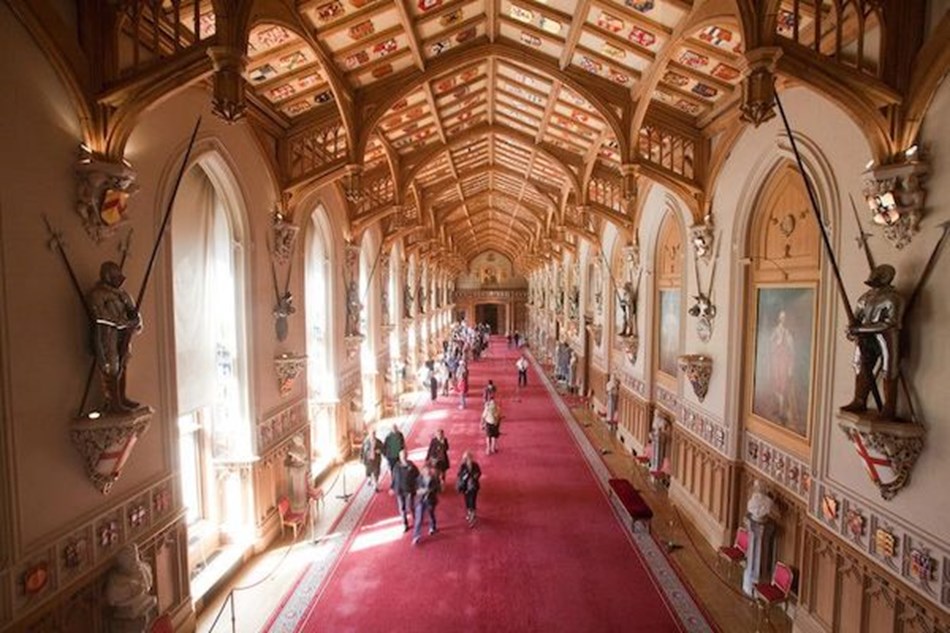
105,544,157,620
747,480,774,522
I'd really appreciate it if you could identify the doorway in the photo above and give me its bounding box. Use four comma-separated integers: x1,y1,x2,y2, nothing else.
475,303,505,334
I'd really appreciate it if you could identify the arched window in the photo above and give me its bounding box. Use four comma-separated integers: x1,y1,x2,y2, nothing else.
306,205,334,467
359,236,378,422
743,163,821,455
654,214,684,385
171,162,249,541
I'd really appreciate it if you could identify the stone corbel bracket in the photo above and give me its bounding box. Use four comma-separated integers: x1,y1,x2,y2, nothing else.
678,354,713,402
619,334,640,365
70,408,153,495
344,334,365,360
274,354,307,397
272,216,299,266
862,159,929,249
837,413,925,501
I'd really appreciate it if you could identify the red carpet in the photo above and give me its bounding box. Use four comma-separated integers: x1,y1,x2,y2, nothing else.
283,337,686,632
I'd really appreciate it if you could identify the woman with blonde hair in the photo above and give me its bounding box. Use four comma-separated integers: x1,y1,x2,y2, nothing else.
481,398,502,454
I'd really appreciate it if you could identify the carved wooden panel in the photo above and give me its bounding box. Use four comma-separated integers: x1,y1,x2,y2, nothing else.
751,163,821,284
656,215,684,286
799,521,950,633
743,162,822,456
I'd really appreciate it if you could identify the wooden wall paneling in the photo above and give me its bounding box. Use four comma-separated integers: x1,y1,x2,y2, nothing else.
797,520,950,633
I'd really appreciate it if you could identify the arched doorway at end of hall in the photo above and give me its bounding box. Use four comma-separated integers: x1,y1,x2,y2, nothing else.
475,303,506,334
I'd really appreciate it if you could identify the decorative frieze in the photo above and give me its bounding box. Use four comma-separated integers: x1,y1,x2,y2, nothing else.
5,476,179,623
744,432,810,502
257,399,308,454
655,385,729,455
814,479,950,611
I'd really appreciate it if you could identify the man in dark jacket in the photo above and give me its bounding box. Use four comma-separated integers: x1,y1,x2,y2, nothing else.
383,424,405,474
412,461,442,544
391,450,419,532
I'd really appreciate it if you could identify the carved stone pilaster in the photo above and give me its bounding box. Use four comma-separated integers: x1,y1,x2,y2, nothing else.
70,408,153,495
678,354,712,402
75,150,139,243
740,47,783,127
207,47,247,123
344,242,362,337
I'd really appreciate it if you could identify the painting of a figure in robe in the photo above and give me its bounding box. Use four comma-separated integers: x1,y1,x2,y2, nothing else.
752,287,814,437
658,289,680,375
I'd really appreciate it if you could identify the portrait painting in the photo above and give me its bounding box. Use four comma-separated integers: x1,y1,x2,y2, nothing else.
658,289,680,375
752,287,815,437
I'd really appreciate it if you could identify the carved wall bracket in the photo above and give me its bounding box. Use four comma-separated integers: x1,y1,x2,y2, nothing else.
274,354,307,397
862,158,929,249
838,413,926,501
619,333,640,365
740,47,783,127
70,408,153,495
75,149,139,243
207,47,247,123
678,354,713,402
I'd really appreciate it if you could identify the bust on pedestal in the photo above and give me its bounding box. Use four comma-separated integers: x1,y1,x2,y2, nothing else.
742,480,776,596
105,544,157,632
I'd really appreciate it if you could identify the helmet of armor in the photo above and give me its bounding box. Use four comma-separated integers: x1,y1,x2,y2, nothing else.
865,264,896,287
99,261,125,286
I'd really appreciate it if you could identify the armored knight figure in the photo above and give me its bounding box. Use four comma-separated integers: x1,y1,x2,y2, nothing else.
87,261,142,413
619,281,637,336
841,264,904,420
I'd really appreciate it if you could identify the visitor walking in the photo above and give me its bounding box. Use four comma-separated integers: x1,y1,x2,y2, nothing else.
412,462,442,544
456,371,468,409
456,451,482,526
515,354,529,387
383,424,405,474
606,373,620,428
483,379,497,403
426,429,450,484
481,399,503,455
360,428,383,491
392,450,419,532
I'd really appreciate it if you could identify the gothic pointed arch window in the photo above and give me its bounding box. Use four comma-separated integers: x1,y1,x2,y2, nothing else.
306,205,335,466
743,163,821,455
170,159,250,556
654,214,684,386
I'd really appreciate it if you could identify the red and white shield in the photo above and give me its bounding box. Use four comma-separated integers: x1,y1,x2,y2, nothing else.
849,432,896,486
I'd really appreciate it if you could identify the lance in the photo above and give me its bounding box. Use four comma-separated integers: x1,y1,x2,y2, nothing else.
43,215,90,316
134,117,201,310
849,194,875,272
905,220,950,320
774,92,883,410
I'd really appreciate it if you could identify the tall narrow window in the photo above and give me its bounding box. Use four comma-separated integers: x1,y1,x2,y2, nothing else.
654,215,684,386
306,207,334,470
171,164,249,556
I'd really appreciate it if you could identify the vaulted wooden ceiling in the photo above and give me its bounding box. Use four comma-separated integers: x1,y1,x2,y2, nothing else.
98,0,902,272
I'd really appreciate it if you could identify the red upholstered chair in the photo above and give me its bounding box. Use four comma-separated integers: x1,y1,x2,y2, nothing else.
754,561,794,625
717,527,749,576
149,615,173,633
278,496,307,540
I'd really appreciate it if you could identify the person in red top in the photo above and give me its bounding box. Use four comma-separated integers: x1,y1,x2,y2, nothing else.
456,372,468,409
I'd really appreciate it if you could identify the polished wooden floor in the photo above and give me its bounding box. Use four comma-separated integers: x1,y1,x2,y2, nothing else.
196,389,792,633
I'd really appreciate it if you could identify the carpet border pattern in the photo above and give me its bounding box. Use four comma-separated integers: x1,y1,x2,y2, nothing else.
264,396,427,633
532,355,715,633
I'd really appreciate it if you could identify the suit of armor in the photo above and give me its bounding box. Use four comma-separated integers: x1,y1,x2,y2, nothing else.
841,265,903,419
